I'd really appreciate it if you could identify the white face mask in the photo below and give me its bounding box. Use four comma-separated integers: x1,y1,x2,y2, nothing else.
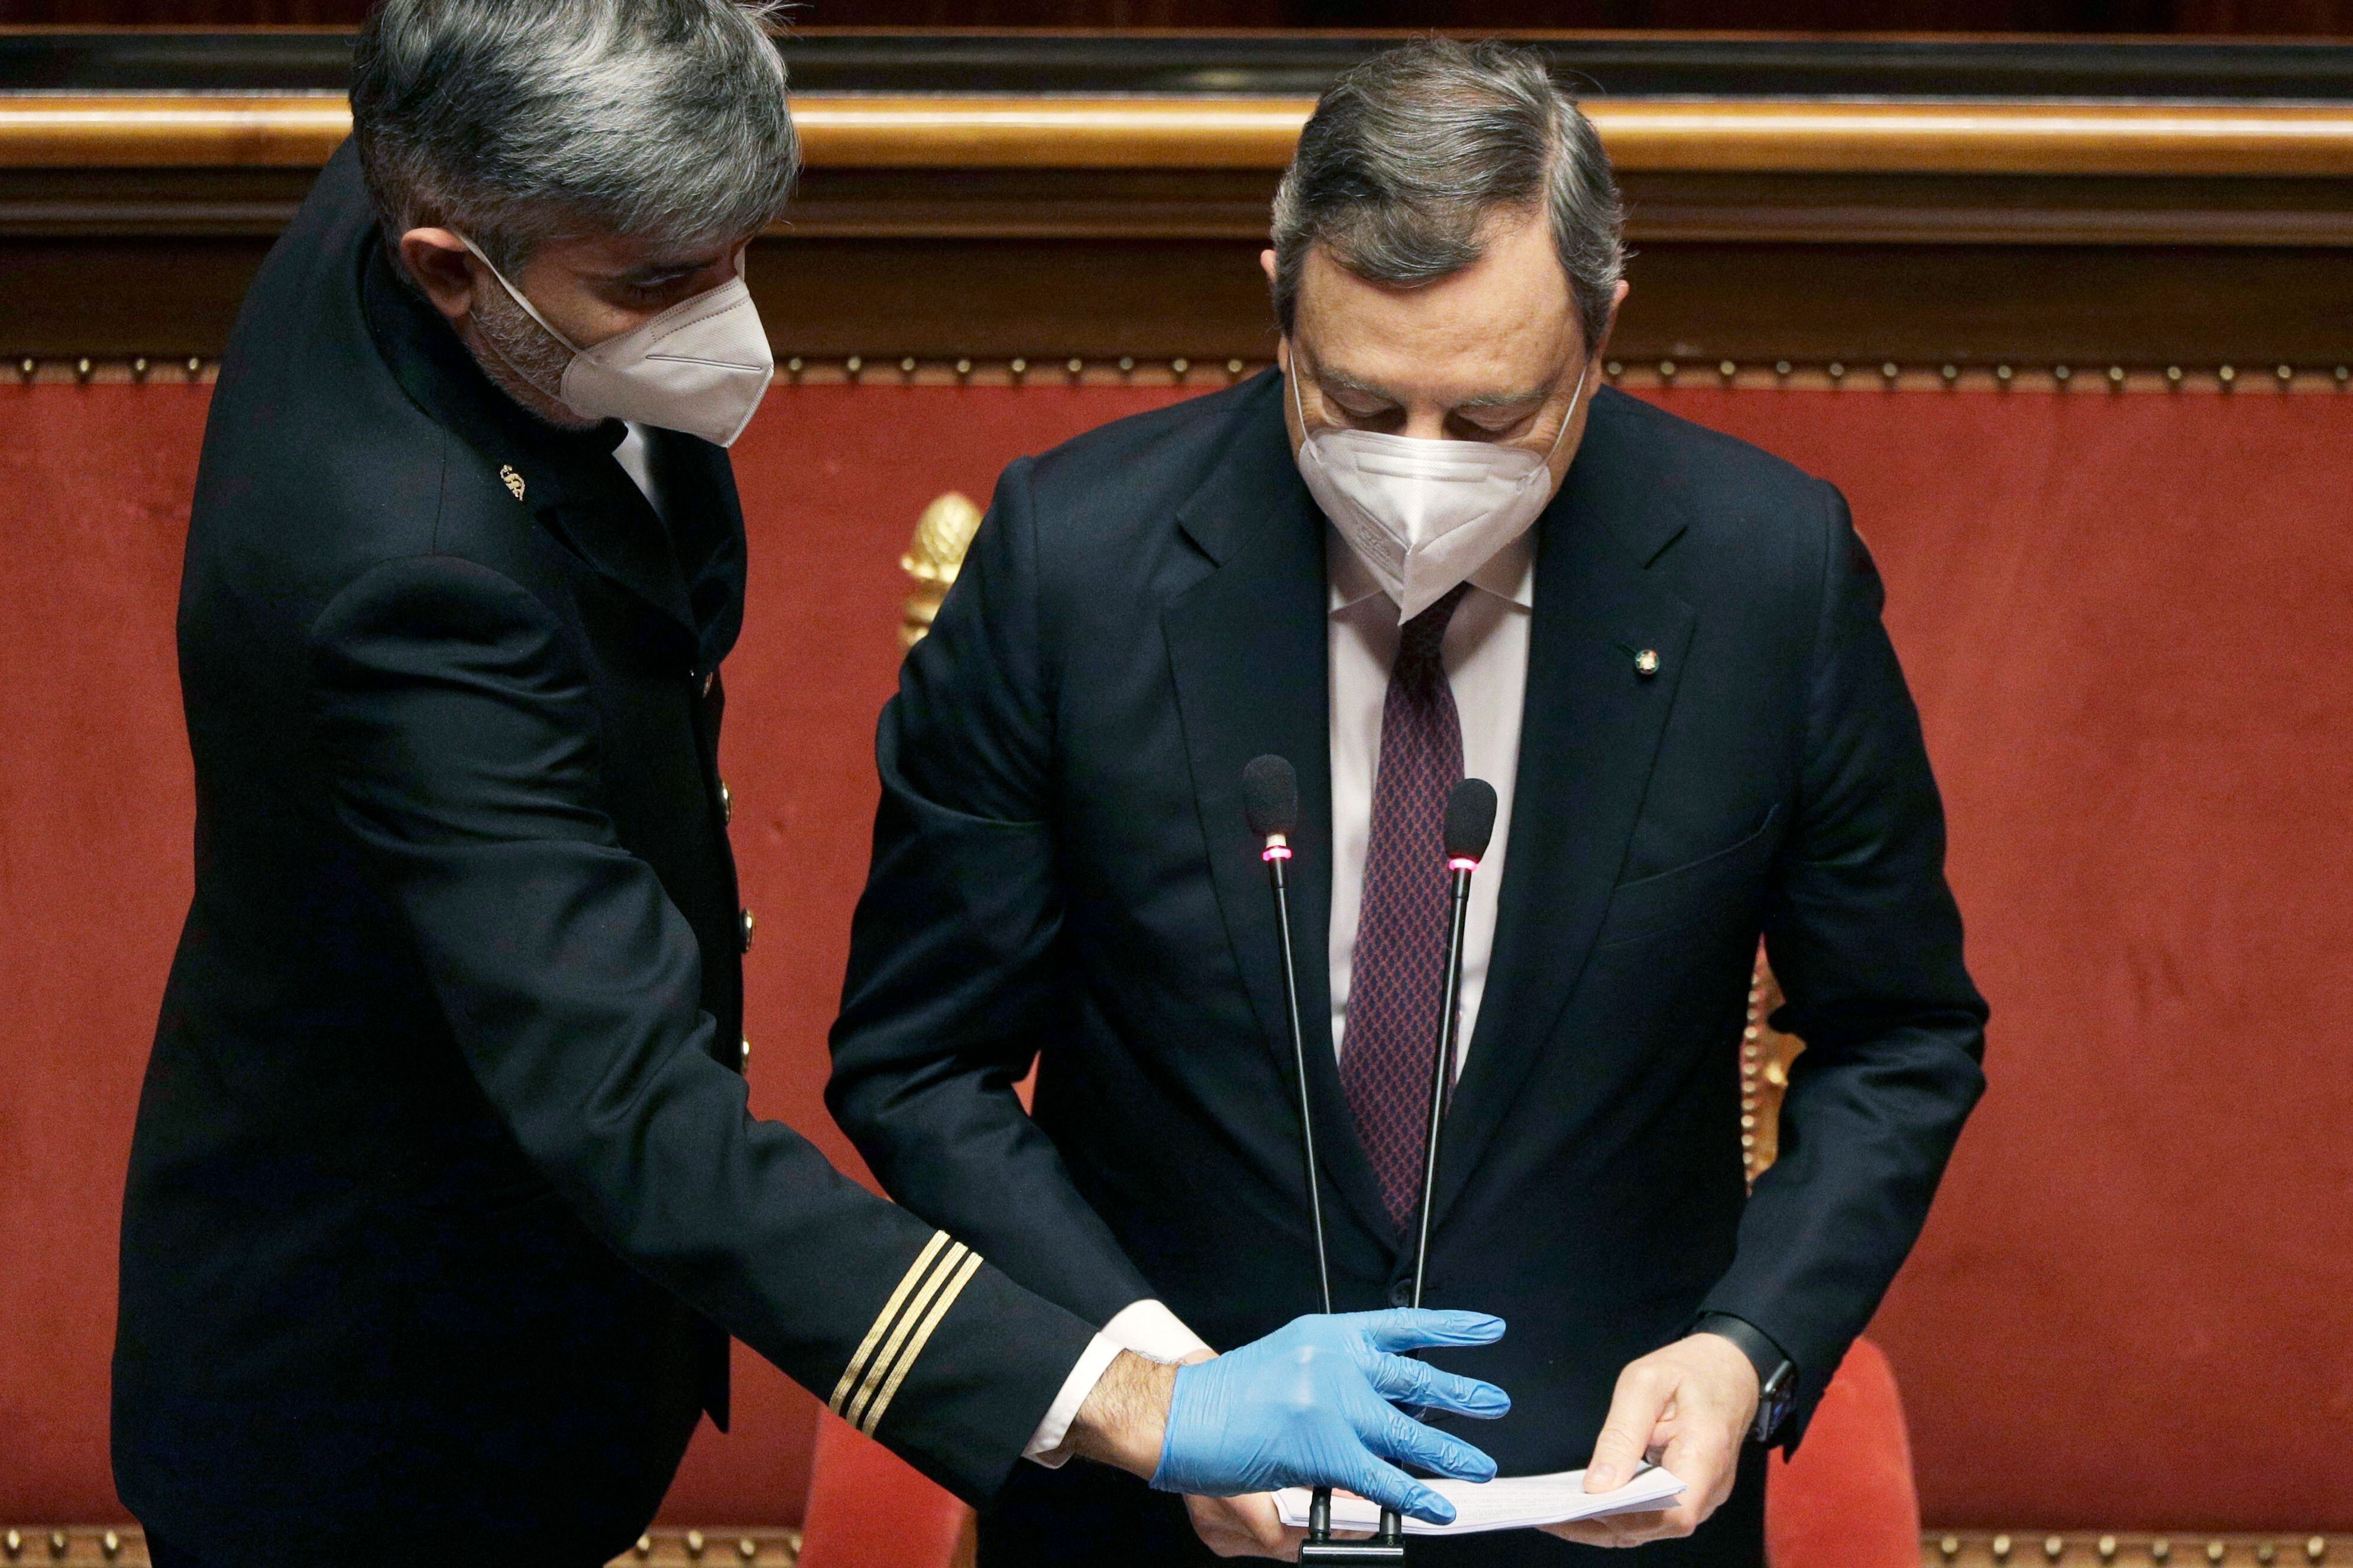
457,235,775,448
1291,354,1590,622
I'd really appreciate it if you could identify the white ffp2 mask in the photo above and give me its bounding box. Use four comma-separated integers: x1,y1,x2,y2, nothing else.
459,235,775,448
1292,357,1588,622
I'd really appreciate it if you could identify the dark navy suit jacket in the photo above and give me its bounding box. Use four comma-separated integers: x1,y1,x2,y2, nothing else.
829,370,1986,1560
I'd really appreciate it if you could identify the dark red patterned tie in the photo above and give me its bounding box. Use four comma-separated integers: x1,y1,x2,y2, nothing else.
1342,583,1472,1234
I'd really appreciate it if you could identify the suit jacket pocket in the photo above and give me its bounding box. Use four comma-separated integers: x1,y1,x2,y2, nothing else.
1593,804,1783,951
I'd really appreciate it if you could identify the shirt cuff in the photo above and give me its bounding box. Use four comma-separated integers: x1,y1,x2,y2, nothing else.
1020,1300,1215,1467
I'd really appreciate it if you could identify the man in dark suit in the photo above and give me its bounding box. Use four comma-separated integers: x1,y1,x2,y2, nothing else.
112,8,1516,1566
830,40,1988,1566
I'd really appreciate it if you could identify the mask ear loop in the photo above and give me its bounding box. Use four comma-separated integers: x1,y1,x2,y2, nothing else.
452,232,590,368
1541,357,1594,465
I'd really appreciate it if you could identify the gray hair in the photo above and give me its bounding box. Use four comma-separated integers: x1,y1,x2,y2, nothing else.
351,0,799,274
1270,39,1625,356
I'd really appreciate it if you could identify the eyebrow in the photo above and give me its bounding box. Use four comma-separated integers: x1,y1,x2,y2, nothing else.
1313,365,1551,411
617,252,726,284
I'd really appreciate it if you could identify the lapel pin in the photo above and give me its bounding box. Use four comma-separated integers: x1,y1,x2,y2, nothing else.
1634,649,1661,677
500,465,527,502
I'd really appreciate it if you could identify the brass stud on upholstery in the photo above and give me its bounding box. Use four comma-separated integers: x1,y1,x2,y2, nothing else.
2211,1546,2228,1563
1658,360,1677,381
1775,361,1792,378
1995,1536,2013,1561
1067,358,1085,376
687,1528,706,1558
2154,1541,2173,1561
46,1534,65,1560
1881,361,1899,381
1995,364,2014,383
1118,356,1135,373
2218,365,2237,385
1604,360,1623,380
1009,357,1027,377
1940,1538,1960,1560
2047,1537,2066,1560
785,356,803,377
2053,364,2073,383
2099,1540,2119,1562
3,1528,20,1559
15,358,33,380
1226,358,1245,377
845,355,863,377
739,1539,760,1561
2167,365,2183,384
1827,362,1846,382
2277,364,2294,383
102,1531,121,1560
2108,366,2126,386
1171,358,1190,375
636,1536,653,1558
1941,364,1960,384
2259,1546,2277,1565
2307,1540,2326,1563
75,358,93,383
1718,359,1737,380
954,358,972,377
2335,366,2349,384
132,357,150,381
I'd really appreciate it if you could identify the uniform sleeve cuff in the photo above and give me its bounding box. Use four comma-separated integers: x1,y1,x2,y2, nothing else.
1021,1331,1127,1467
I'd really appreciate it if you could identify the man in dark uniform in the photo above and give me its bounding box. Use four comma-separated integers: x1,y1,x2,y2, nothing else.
112,6,1515,1565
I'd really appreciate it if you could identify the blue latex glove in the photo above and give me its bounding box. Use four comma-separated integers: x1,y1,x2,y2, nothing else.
1149,1308,1509,1525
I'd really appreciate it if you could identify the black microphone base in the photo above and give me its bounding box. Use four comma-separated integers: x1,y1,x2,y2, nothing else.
1300,1541,1410,1564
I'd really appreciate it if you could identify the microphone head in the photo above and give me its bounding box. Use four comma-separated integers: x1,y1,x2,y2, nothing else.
1241,755,1300,840
1443,778,1499,862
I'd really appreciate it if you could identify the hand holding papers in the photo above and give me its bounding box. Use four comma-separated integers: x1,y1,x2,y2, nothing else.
1274,1465,1687,1537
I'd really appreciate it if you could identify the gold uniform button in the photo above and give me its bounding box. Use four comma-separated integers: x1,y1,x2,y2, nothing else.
1634,648,1661,677
739,909,756,953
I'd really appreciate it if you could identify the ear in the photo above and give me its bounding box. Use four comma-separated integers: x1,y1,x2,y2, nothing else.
398,227,483,326
1259,247,1277,289
1593,278,1632,361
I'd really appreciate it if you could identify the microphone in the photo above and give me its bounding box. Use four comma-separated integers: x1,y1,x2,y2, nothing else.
1242,757,1404,1566
1408,778,1498,1310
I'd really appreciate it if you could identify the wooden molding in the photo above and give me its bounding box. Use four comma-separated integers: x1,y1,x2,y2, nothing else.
10,94,2353,178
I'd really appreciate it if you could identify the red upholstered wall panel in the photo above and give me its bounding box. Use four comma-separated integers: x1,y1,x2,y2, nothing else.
3,377,2349,1531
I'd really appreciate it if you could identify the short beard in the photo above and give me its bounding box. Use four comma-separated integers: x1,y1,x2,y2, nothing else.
468,277,598,431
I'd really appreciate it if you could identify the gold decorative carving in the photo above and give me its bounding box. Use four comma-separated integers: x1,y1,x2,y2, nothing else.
901,491,984,649
1743,945,1807,1183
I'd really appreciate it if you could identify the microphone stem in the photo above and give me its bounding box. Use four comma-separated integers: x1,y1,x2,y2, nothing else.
1267,848,1346,1549
1412,866,1475,1308
1266,852,1335,1317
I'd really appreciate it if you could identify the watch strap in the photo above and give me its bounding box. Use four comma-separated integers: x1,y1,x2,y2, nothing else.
1693,1313,1797,1442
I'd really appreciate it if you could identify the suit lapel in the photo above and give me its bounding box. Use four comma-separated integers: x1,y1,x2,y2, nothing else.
1429,390,1698,1230
1162,375,1394,1248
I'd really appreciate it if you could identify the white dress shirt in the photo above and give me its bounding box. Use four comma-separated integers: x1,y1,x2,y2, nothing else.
1328,525,1533,1072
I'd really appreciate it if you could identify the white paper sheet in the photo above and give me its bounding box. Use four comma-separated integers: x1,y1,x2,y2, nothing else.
1272,1465,1687,1537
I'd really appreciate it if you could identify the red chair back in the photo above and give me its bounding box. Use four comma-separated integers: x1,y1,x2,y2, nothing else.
795,1411,974,1568
1767,1337,1921,1568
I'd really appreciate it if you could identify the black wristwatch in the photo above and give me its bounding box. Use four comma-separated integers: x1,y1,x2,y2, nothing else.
1694,1313,1797,1444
